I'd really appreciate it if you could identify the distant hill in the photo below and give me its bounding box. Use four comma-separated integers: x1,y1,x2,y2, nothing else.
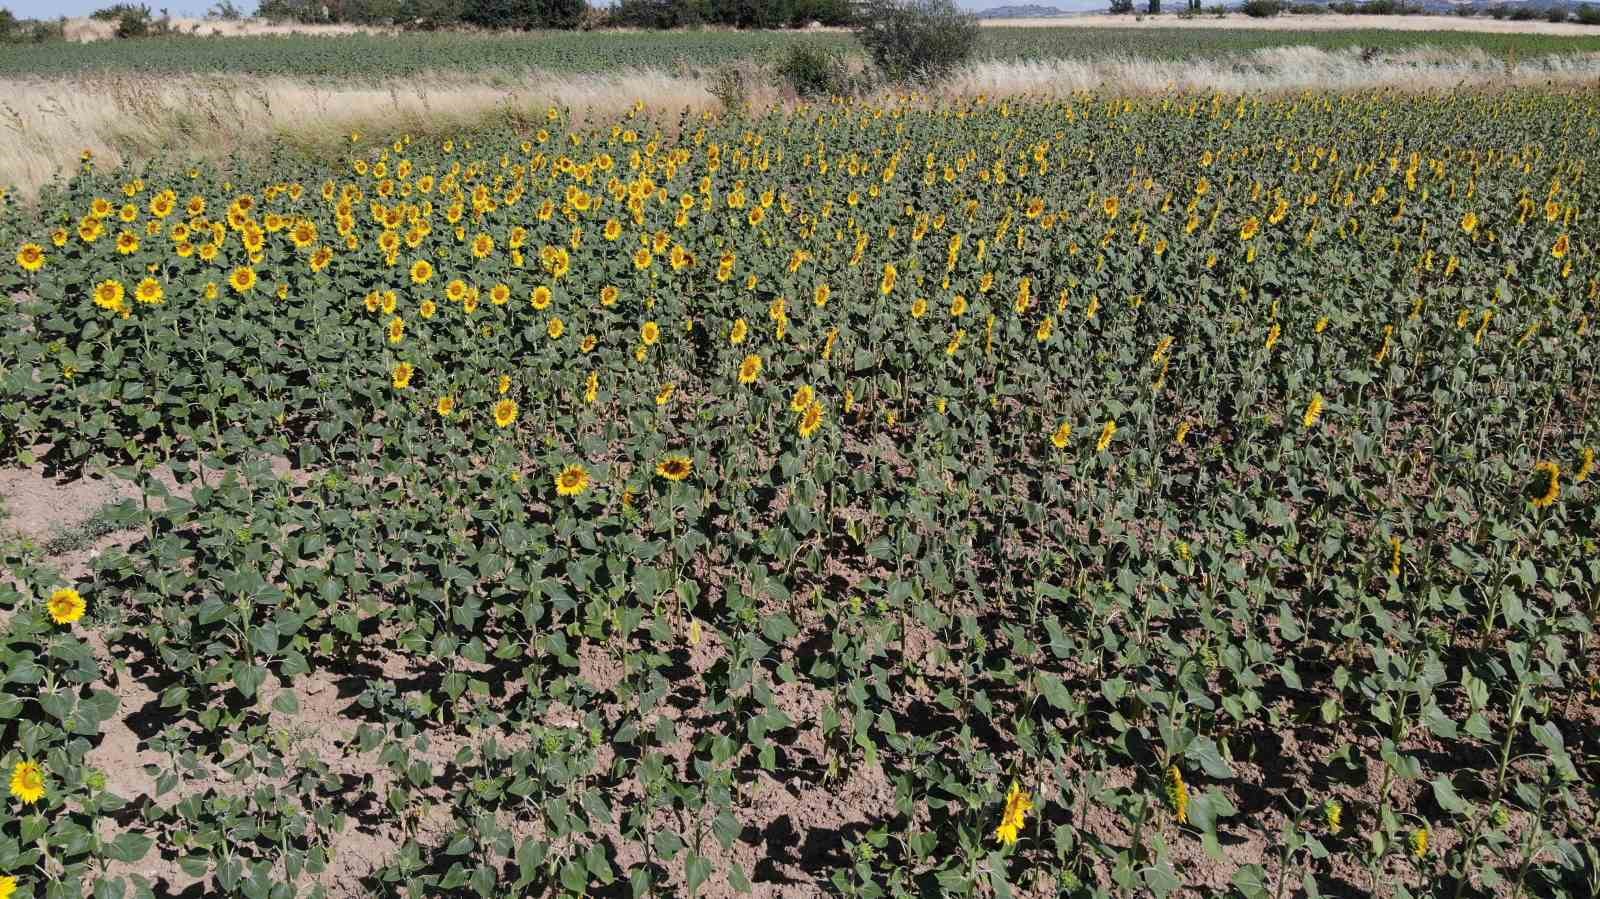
977,5,1074,18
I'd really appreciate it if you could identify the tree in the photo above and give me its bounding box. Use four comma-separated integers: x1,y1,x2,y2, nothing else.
854,0,978,83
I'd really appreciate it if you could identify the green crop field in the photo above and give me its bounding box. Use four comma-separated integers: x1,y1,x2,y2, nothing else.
0,79,1597,899
0,26,1597,78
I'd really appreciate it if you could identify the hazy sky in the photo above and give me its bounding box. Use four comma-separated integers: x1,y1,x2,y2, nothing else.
5,0,1107,20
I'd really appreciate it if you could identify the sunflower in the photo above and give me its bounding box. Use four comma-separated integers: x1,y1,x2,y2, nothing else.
490,283,511,305
1303,393,1325,429
1166,767,1189,824
15,243,44,272
93,279,125,311
656,455,693,481
546,317,565,340
493,398,518,428
1530,461,1560,508
435,395,455,417
798,400,825,438
1551,233,1569,260
738,354,762,384
994,782,1032,846
880,262,897,296
600,285,619,306
554,464,591,497
730,318,748,345
1096,419,1117,453
531,285,552,310
814,283,830,307
47,588,85,625
115,231,139,255
1102,195,1119,219
1460,210,1477,234
1239,216,1261,241
391,362,414,390
0,874,16,899
134,278,164,305
9,760,45,805
950,294,968,316
472,233,494,259
655,383,675,406
229,266,257,294
498,374,511,395
1050,420,1072,450
641,321,660,346
409,259,434,284
387,317,405,344
790,384,815,412
1577,447,1595,483
633,248,652,270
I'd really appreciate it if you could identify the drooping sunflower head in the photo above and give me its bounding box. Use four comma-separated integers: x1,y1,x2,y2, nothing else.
1529,460,1561,508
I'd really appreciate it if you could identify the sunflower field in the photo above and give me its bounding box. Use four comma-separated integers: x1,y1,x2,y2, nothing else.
0,88,1597,899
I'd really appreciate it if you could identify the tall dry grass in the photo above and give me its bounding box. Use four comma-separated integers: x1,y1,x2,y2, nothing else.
3,46,1598,199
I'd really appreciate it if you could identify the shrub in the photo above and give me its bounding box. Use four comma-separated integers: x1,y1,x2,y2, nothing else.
113,3,153,37
1241,0,1282,16
1455,3,1476,14
1205,3,1227,14
207,0,244,17
853,0,979,83
1546,4,1569,20
776,43,850,96
1578,3,1600,23
1508,5,1537,19
1109,0,1135,12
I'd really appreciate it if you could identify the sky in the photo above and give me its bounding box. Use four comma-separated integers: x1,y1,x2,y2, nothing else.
3,0,1107,20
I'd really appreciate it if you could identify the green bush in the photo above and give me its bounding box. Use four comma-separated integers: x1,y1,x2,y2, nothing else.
114,4,153,38
854,0,977,83
1578,3,1600,23
776,43,849,96
1241,0,1282,16
1109,0,1135,12
1546,4,1569,21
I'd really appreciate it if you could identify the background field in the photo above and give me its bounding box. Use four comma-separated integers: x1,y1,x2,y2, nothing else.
2,25,1600,77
